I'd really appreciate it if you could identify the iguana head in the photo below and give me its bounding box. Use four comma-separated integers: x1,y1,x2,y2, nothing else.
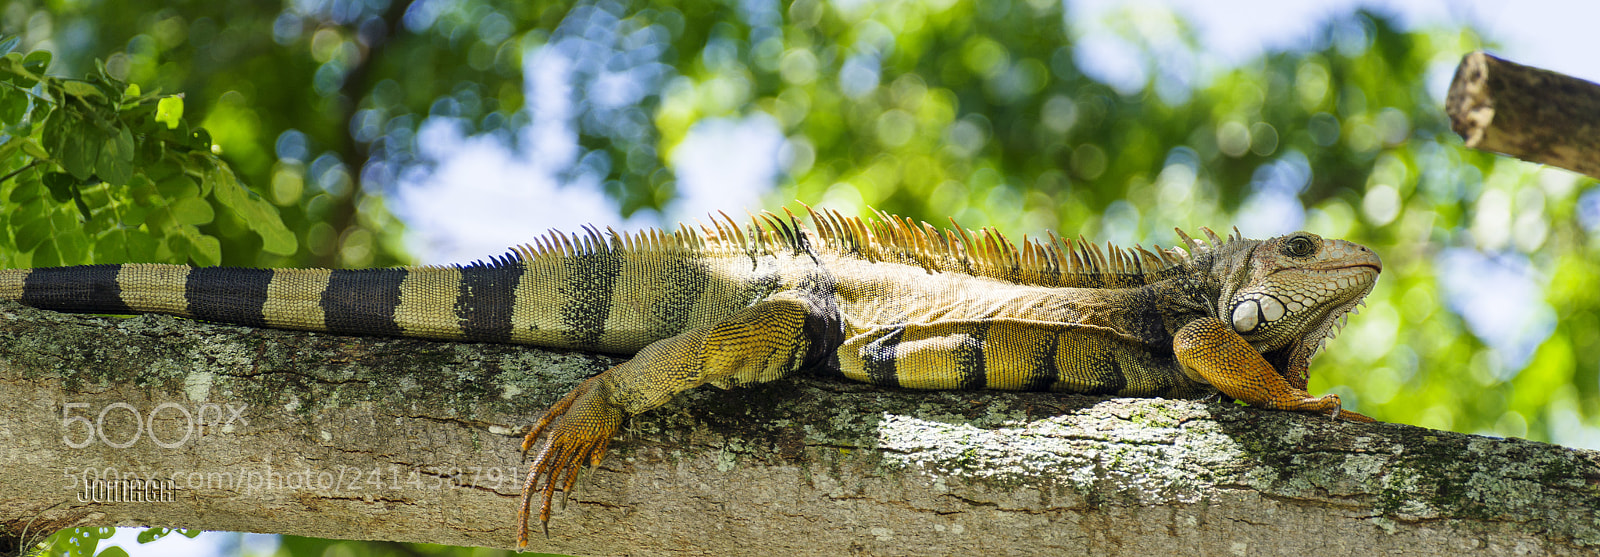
1185,229,1382,389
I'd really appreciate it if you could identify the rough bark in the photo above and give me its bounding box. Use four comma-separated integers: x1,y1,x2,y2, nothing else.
1446,51,1600,179
0,301,1597,556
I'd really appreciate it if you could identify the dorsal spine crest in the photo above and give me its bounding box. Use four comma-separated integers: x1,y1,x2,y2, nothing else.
493,207,1204,288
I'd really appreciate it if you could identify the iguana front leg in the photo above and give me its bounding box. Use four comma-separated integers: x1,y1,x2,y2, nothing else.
516,293,821,547
1173,317,1374,423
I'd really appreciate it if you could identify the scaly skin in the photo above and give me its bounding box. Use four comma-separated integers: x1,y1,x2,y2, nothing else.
513,217,1383,547
0,208,1382,548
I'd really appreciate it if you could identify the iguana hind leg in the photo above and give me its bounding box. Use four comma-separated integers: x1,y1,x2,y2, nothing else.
517,293,821,547
1173,317,1375,423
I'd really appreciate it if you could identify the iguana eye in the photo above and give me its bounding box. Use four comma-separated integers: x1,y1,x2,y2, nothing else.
1283,235,1317,257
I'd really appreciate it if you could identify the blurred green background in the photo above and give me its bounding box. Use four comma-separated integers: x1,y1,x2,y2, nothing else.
7,0,1600,555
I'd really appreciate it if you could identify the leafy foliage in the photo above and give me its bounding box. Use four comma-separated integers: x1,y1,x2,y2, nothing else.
28,527,199,557
0,41,293,268
31,526,116,557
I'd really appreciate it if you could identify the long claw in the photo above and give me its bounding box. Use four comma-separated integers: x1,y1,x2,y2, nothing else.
1335,408,1377,423
515,374,624,547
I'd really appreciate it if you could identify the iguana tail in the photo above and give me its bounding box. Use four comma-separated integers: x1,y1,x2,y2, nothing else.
0,239,784,354
0,260,538,341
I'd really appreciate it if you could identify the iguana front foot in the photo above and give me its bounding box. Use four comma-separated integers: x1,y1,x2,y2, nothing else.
518,374,623,548
1174,317,1375,424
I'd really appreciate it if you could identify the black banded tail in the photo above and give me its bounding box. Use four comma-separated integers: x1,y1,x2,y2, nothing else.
0,261,530,342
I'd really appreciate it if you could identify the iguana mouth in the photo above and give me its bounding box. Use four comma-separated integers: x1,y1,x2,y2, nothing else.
1280,258,1382,275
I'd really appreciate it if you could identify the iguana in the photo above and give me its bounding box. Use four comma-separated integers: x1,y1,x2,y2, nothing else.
0,206,1381,547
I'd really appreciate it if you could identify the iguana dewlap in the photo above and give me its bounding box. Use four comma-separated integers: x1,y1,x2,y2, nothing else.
0,207,1382,546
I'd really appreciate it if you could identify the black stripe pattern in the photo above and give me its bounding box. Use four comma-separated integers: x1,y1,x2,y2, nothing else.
20,264,133,314
559,250,623,348
953,322,989,390
861,325,903,386
456,255,523,342
321,268,406,336
186,267,273,327
645,258,709,340
1021,330,1060,391
1088,354,1128,395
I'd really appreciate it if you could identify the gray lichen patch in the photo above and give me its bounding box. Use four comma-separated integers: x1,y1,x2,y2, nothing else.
876,398,1247,505
183,370,215,401
1226,412,1600,548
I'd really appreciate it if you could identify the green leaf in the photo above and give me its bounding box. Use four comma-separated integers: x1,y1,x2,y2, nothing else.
177,529,201,539
189,128,211,150
95,546,130,557
192,233,220,266
159,225,188,260
70,183,92,220
50,111,102,181
121,83,140,99
21,137,50,161
7,177,38,202
0,135,22,160
143,159,181,181
30,234,58,267
175,225,219,266
155,96,183,130
145,206,174,231
94,127,133,186
134,129,164,165
2,51,44,87
134,528,163,544
22,50,50,74
26,95,50,127
256,211,299,255
121,203,146,226
124,228,156,261
208,165,240,207
198,156,297,255
114,125,134,160
60,80,104,100
170,197,214,225
56,224,88,264
0,85,25,125
196,154,234,197
14,213,48,250
42,171,73,202
154,173,199,199
76,181,110,205
39,105,65,158
0,53,19,79
0,36,19,55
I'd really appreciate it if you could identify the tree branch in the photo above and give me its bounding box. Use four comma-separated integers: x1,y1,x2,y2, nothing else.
1,300,1597,555
1446,51,1600,179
